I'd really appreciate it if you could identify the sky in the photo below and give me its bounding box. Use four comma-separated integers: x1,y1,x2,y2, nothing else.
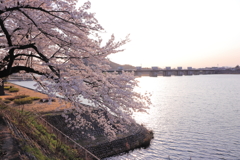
78,0,240,68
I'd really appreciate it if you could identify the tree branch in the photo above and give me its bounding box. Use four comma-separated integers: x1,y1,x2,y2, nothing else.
0,66,45,78
14,53,41,60
0,18,12,46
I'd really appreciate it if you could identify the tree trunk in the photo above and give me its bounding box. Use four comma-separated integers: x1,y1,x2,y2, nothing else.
0,81,5,95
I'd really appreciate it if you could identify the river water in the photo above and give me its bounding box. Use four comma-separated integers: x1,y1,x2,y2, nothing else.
106,74,240,160
12,75,240,159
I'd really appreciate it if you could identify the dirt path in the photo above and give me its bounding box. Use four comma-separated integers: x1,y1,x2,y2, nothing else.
1,83,70,113
0,116,21,160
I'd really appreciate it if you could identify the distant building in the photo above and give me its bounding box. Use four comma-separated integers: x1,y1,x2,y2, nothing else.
152,66,158,70
136,66,142,70
187,67,192,70
218,67,226,70
166,67,171,70
177,67,182,70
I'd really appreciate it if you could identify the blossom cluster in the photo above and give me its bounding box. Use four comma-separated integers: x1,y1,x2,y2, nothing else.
0,0,151,138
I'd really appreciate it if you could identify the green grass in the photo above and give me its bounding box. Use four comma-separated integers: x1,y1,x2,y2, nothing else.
14,97,33,105
3,95,41,105
4,85,12,90
9,87,19,92
0,105,82,160
14,95,30,99
31,97,41,100
27,119,79,159
23,145,51,160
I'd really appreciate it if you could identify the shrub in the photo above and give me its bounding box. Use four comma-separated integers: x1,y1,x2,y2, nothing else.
30,97,41,100
3,100,11,104
14,97,33,105
4,86,11,90
9,87,19,92
15,95,29,99
5,97,15,101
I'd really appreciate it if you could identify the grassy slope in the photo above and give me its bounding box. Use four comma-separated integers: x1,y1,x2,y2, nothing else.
0,102,83,160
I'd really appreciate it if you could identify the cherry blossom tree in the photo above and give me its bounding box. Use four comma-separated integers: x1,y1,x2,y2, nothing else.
0,0,151,137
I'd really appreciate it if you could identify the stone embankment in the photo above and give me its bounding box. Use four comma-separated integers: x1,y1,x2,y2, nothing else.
45,114,153,159
87,125,153,159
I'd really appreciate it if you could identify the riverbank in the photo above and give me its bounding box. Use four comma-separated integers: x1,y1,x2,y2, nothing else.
45,113,153,159
0,82,153,159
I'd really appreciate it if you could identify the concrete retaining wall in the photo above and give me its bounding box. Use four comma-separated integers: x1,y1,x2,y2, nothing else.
87,126,153,159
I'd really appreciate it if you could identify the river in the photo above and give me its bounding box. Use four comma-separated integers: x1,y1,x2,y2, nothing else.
12,74,240,160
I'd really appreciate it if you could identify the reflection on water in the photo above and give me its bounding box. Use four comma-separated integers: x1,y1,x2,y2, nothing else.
108,75,240,160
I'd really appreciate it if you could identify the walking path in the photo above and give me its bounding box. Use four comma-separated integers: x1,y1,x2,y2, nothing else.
1,83,69,113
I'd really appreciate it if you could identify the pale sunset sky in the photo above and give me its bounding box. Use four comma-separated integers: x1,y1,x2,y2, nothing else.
78,0,240,68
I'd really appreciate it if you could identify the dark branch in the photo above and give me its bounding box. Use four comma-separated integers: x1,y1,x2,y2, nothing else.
0,66,45,78
0,18,12,46
14,53,41,60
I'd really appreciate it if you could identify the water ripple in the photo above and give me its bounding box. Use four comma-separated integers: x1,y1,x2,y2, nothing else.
107,75,240,159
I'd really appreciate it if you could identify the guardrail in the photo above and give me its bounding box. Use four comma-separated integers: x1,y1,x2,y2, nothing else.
8,73,33,81
0,104,100,160
37,116,100,160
